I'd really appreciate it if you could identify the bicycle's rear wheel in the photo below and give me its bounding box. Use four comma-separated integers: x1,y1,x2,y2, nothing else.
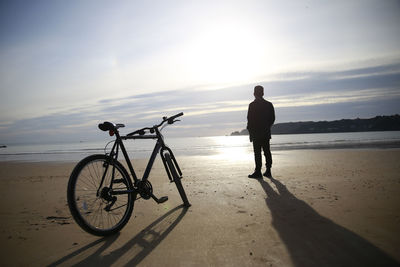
164,153,191,207
67,154,134,236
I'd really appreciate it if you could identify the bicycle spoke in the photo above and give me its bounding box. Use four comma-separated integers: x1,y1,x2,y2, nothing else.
107,203,128,212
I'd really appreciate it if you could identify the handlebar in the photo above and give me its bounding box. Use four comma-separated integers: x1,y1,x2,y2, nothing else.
127,112,184,136
167,112,184,122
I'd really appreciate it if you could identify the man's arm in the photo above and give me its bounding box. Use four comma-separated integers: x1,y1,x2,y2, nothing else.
247,103,253,141
247,103,252,130
270,103,275,126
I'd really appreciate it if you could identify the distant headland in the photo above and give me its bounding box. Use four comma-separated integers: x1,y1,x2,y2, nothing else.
231,115,400,136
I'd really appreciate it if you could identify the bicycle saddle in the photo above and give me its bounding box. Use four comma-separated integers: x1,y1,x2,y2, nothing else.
98,122,125,131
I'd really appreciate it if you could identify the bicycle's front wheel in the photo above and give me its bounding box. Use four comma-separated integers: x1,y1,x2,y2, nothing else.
67,154,134,236
164,153,191,207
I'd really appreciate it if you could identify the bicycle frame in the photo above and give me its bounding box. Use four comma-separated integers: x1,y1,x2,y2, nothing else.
101,123,182,196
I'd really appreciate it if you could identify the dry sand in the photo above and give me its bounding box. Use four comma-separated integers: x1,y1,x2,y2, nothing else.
0,149,399,266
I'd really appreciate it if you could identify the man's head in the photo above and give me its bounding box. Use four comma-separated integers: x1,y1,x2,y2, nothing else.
254,85,264,98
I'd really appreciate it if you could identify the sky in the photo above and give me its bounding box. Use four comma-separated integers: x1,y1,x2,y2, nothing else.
1,0,400,144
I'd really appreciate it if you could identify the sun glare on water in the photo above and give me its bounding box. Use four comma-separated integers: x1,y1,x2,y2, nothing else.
209,136,253,162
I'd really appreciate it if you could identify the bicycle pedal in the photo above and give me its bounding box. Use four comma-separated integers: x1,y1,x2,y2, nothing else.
158,196,168,203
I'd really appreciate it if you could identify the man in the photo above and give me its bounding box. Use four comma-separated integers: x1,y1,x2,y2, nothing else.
247,85,275,178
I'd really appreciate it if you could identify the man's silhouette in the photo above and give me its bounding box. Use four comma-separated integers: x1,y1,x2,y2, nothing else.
247,85,275,178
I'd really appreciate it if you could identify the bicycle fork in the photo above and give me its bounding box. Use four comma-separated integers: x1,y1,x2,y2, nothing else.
160,147,182,182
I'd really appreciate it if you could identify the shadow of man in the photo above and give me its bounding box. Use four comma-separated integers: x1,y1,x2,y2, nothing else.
258,178,398,267
49,205,188,266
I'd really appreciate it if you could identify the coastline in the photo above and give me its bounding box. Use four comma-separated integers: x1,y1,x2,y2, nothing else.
1,131,400,162
0,149,399,266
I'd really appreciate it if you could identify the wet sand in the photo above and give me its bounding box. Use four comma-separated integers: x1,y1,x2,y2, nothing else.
0,149,399,266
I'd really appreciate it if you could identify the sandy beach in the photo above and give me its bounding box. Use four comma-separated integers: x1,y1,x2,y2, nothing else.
0,149,399,266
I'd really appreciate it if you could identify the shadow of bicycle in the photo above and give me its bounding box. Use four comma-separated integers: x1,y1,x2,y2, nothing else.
258,177,398,267
49,205,188,266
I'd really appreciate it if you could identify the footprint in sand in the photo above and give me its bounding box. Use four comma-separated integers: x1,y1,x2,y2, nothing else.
46,216,71,225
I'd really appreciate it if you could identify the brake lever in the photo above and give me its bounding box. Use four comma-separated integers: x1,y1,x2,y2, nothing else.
168,119,181,124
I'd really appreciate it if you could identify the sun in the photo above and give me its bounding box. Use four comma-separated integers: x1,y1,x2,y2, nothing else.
183,20,268,86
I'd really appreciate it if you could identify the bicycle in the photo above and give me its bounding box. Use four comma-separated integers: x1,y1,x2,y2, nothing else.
67,112,190,236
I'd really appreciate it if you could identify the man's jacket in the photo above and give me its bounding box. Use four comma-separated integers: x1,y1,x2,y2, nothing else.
247,98,275,141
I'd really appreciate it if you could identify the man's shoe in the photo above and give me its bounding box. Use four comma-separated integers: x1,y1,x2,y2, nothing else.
263,169,272,178
248,171,262,179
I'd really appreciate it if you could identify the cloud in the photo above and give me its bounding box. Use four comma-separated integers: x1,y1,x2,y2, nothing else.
1,62,400,144
271,88,400,108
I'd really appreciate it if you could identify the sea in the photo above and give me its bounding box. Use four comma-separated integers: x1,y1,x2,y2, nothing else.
0,131,400,162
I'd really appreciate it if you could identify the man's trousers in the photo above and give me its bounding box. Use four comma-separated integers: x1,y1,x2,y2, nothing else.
252,139,272,172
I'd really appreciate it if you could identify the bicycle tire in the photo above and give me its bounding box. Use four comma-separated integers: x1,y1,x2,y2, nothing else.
67,154,135,236
164,153,191,207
